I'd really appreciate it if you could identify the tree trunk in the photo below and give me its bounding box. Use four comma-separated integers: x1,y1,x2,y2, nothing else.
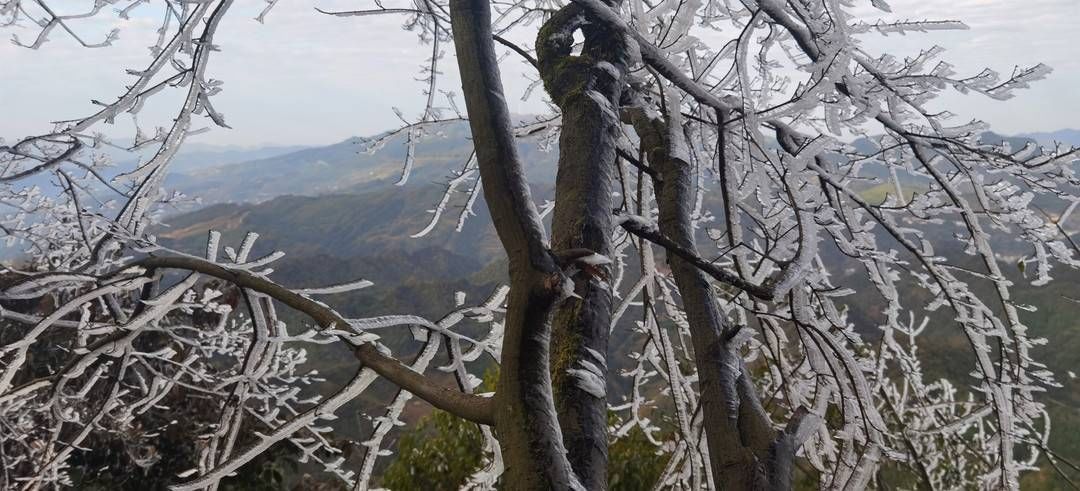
537,6,630,488
449,0,582,488
628,105,788,489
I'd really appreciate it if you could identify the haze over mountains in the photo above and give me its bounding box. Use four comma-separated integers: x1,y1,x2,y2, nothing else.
1021,129,1080,147
163,120,557,205
150,122,1080,373
160,123,1078,207
157,120,554,269
151,123,1079,329
105,140,313,174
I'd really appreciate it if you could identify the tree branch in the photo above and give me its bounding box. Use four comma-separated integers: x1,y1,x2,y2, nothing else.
134,255,494,425
616,212,777,300
450,0,583,488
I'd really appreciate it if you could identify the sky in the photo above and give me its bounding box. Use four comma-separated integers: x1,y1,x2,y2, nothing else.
2,0,1077,146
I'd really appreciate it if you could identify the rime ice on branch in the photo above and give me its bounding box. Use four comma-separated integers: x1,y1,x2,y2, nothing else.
1,0,1078,489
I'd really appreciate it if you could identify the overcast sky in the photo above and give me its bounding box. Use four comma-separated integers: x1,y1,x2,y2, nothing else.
2,0,1077,146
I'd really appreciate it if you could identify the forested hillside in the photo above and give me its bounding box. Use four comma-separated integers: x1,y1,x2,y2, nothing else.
146,126,1080,489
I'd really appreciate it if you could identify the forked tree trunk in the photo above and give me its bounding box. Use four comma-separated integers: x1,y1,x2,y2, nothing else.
450,0,582,489
629,105,807,490
452,1,806,488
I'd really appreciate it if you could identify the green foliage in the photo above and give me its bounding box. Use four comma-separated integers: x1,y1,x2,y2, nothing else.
608,425,670,491
380,410,487,491
382,359,673,490
382,409,672,491
381,369,496,490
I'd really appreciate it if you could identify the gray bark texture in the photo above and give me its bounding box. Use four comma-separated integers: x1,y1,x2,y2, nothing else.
451,2,813,488
450,0,583,488
537,5,631,489
627,104,808,490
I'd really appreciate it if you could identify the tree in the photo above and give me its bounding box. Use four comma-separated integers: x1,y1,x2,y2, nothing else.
0,281,343,491
1,0,1078,489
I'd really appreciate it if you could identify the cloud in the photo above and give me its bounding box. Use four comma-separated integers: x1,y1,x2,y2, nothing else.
849,0,1078,133
2,0,1076,144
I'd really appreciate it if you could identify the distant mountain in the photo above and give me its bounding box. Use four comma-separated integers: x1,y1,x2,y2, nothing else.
980,131,1040,148
157,184,508,262
153,134,1080,430
165,120,558,205
160,143,314,173
153,123,1079,213
1020,129,1080,147
94,139,311,174
0,140,308,201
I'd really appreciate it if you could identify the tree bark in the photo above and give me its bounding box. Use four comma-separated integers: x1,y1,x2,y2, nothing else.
627,105,789,489
537,6,630,488
449,1,582,488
